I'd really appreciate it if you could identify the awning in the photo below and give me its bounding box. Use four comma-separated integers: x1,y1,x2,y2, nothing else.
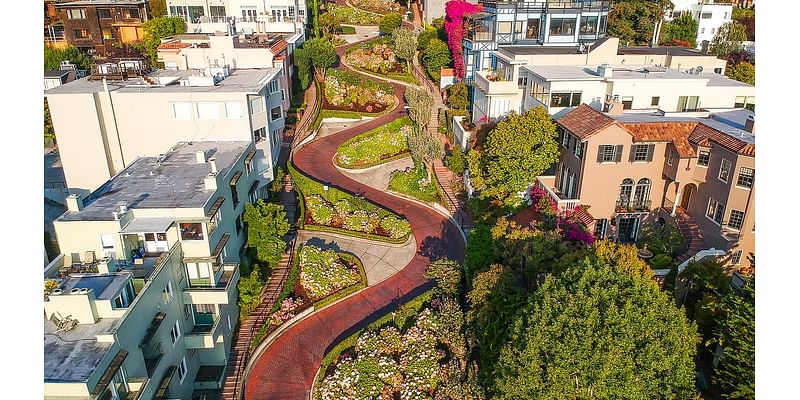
230,170,243,185
120,218,175,234
206,197,225,218
212,233,231,258
153,365,177,400
244,149,256,165
91,350,129,396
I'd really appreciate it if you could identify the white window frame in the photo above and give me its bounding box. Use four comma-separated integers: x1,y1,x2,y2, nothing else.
250,96,264,114
172,102,192,120
170,320,181,346
600,145,616,163
632,144,650,162
67,9,86,19
728,209,745,231
177,356,188,384
270,106,282,122
697,149,710,167
162,281,174,305
706,198,725,225
225,101,243,119
573,140,583,159
268,80,279,93
718,159,732,183
196,102,220,119
736,166,754,189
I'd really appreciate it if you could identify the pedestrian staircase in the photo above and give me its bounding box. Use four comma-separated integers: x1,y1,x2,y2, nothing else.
673,207,707,263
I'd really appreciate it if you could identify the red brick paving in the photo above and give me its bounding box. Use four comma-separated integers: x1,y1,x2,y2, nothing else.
243,28,465,400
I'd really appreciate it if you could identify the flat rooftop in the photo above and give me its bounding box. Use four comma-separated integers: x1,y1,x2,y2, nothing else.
523,64,750,87
60,141,250,221
45,67,279,95
56,0,147,6
60,273,131,300
44,316,119,383
618,46,711,57
610,109,755,145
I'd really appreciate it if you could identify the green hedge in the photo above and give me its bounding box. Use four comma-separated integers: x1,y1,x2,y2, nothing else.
334,116,412,169
302,222,409,245
388,166,443,204
313,251,368,309
340,25,357,35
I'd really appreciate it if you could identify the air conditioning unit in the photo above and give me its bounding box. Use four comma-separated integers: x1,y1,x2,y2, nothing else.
70,288,81,294
79,288,90,294
51,289,63,296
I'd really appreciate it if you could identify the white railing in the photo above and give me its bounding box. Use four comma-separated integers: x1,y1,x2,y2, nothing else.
677,248,726,277
452,116,472,151
535,176,580,211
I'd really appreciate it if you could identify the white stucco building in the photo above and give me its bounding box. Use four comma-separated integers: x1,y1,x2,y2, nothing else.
166,0,306,39
666,0,733,50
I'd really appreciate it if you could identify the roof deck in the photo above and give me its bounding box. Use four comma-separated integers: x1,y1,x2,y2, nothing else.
44,317,119,383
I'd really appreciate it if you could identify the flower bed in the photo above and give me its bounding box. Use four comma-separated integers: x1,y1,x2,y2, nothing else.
334,116,412,169
299,245,362,301
323,68,395,114
345,40,416,84
316,305,449,399
304,194,411,239
350,0,403,15
388,166,442,204
328,4,377,26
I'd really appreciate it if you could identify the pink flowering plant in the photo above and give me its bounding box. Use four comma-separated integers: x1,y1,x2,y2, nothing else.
527,186,595,246
445,0,484,80
345,41,405,75
268,297,304,328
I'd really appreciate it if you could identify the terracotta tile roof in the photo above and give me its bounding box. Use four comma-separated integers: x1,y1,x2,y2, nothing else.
441,68,455,77
556,104,615,140
270,39,287,55
619,122,698,158
689,123,755,157
157,40,189,50
575,207,594,227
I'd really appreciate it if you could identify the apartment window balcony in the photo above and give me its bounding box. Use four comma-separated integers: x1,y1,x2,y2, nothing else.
473,70,521,95
478,0,612,13
615,199,652,213
465,13,495,42
143,343,165,377
535,176,581,212
185,311,224,349
183,264,238,305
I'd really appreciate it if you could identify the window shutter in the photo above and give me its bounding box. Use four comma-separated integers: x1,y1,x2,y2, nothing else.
614,145,623,162
646,144,655,162
628,144,636,162
597,145,604,163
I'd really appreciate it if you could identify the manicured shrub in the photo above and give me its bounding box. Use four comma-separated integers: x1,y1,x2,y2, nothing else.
344,210,381,233
306,195,334,225
380,215,412,239
378,13,403,34
298,245,360,300
335,117,411,168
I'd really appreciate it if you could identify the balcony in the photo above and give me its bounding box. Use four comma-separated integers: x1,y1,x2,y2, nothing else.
185,314,222,349
720,223,742,241
183,264,238,305
615,199,652,213
535,176,580,211
142,343,165,377
473,70,520,95
478,0,612,12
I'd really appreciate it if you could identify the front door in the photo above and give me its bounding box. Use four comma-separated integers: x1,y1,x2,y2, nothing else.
617,217,640,243
680,184,694,210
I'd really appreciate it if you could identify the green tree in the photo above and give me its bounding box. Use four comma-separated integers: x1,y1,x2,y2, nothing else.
243,201,290,266
44,46,93,70
405,86,433,131
446,81,469,110
303,38,337,81
725,61,755,85
608,0,670,46
319,12,341,38
237,268,265,320
492,261,698,399
424,259,462,299
137,17,186,66
445,147,466,175
391,27,416,68
379,13,403,35
421,38,451,82
710,278,755,399
659,14,698,48
417,26,438,50
404,87,443,178
473,107,560,200
149,0,167,17
710,21,748,56
293,47,311,90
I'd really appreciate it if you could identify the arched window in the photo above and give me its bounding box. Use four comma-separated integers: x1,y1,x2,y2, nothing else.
634,178,651,207
618,178,633,205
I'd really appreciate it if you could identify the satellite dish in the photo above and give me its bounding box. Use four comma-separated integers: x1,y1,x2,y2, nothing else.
695,66,703,74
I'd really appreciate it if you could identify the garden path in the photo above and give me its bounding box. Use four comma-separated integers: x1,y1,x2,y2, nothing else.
339,24,380,44
243,16,466,399
296,230,417,286
339,155,414,190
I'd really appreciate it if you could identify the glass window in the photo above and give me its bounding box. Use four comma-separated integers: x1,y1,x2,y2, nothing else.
737,167,754,188
498,21,512,34
594,219,607,239
208,209,222,234
632,144,650,162
549,18,576,36
250,97,264,114
170,320,181,345
230,181,239,205
706,198,725,225
196,102,219,119
730,250,742,265
173,102,192,120
188,6,204,22
253,127,266,142
678,96,700,112
526,19,540,39
618,178,633,203
270,106,282,121
634,178,651,206
180,223,204,241
210,5,226,17
599,15,607,34
621,96,633,110
735,96,755,111
651,96,660,106
74,29,90,39
67,9,86,19
580,16,598,34
529,81,549,104
514,21,523,34
269,80,279,93
573,141,584,159
719,159,732,182
225,102,243,119
697,149,710,166
124,8,140,19
177,357,187,383
728,210,745,230
701,12,712,19
667,150,675,166
97,8,112,19
599,145,619,163
235,214,243,234
517,76,527,88
162,281,173,304
561,130,570,148
102,28,113,40
550,92,573,107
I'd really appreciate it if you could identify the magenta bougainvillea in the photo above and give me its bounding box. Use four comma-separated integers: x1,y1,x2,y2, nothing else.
445,0,483,81
529,186,595,246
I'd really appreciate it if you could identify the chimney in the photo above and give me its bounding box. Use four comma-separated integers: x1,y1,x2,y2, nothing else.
196,150,207,164
597,64,613,78
744,116,755,133
604,97,624,116
204,173,218,190
65,194,83,212
209,157,218,174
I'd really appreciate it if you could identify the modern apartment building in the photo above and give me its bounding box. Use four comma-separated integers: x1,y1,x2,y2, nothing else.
45,60,286,198
54,0,150,56
469,36,734,122
666,0,733,50
157,32,300,103
45,141,252,399
165,0,306,39
538,103,754,271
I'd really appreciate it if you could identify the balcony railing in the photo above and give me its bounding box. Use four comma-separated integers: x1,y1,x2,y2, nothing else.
479,0,612,12
473,71,520,95
615,199,652,213
535,176,580,211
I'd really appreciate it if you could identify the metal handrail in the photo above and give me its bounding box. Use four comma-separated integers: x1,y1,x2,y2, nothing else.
292,80,322,148
230,234,297,400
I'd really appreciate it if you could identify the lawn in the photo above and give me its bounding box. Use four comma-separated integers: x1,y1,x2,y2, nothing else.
388,165,442,204
334,116,411,169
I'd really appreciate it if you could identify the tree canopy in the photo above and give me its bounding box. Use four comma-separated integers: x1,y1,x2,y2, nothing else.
293,47,311,90
136,17,186,66
711,278,755,399
319,12,342,38
659,14,698,48
421,38,451,83
710,21,748,56
303,38,338,81
725,61,755,86
391,27,417,65
149,0,167,17
379,13,403,34
243,200,290,266
468,107,560,200
45,46,93,71
491,260,698,399
446,82,469,110
608,0,670,46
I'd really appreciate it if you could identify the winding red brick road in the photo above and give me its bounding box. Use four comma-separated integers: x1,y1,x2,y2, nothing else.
243,23,465,400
